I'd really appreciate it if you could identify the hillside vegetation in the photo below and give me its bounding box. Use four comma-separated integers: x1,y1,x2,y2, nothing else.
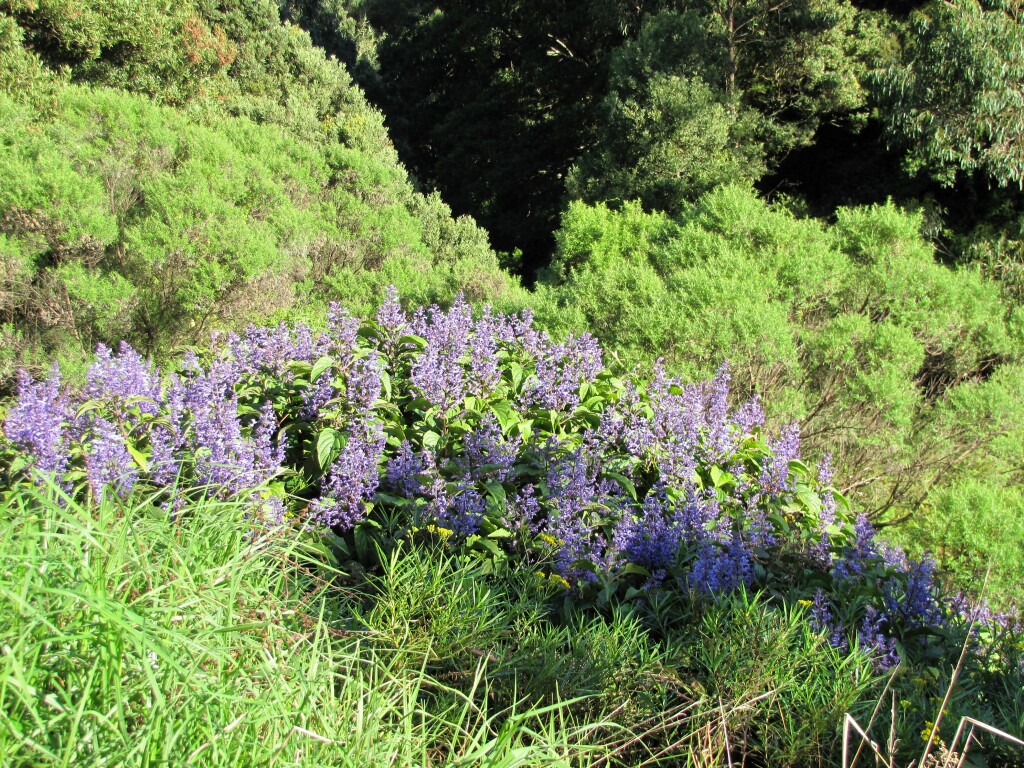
2,294,1023,766
0,0,524,385
1,0,1024,765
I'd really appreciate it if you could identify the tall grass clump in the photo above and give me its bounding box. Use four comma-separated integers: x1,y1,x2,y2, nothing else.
0,484,607,767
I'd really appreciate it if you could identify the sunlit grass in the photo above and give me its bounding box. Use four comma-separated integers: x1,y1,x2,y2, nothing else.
0,484,607,767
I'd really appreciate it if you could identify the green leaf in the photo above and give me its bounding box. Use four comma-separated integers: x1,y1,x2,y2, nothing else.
310,356,335,382
709,466,736,489
622,563,650,577
399,334,428,350
489,401,520,433
470,536,503,557
75,400,104,419
483,479,506,503
421,430,441,450
317,428,341,472
287,361,313,378
8,454,31,476
354,517,382,562
127,444,150,472
604,471,637,500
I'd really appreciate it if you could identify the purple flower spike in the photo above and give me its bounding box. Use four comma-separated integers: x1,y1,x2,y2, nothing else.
688,533,754,594
833,514,879,581
86,343,162,418
469,307,501,397
759,422,800,497
182,362,283,495
734,394,765,434
84,418,138,500
810,589,848,652
410,295,474,413
4,367,72,483
705,362,733,458
376,285,408,333
347,353,383,414
530,334,603,412
386,441,426,497
311,419,386,530
436,479,487,536
859,606,900,670
613,492,680,572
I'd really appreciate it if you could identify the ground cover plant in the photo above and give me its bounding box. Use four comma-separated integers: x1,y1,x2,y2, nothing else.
0,484,620,767
2,291,1021,765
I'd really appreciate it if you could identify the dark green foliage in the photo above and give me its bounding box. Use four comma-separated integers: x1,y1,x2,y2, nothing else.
358,0,882,258
873,0,1024,189
613,0,872,159
1,0,230,101
567,71,766,214
365,0,627,275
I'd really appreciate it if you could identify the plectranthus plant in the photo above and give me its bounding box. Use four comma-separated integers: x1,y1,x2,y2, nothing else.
0,287,975,671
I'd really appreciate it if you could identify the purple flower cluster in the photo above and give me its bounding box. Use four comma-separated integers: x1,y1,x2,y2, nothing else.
613,493,680,573
179,360,283,495
1,286,956,663
858,606,900,670
810,590,849,652
4,367,72,482
83,418,137,500
86,343,162,418
760,423,801,497
688,534,754,593
833,515,881,580
3,343,286,511
529,334,603,411
410,296,474,413
883,557,943,630
311,419,385,529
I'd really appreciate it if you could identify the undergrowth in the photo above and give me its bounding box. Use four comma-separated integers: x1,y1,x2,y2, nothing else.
0,484,609,767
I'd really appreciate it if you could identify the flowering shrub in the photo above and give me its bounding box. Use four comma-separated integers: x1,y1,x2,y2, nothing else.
0,288,979,670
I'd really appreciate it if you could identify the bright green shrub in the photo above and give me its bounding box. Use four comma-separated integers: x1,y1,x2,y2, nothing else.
0,0,525,390
541,187,1024,530
890,479,1024,608
0,83,524,386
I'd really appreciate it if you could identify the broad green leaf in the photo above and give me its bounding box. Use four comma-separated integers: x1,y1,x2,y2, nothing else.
317,428,341,472
310,356,335,382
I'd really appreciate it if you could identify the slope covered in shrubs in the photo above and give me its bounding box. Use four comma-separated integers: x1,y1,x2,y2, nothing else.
535,186,1024,604
0,0,524,389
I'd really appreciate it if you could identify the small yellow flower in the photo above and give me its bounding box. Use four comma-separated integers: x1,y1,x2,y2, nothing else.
921,721,935,742
548,573,571,590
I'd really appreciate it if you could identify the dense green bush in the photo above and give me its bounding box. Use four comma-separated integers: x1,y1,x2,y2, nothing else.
890,479,1024,608
537,186,1024,549
0,0,525,390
